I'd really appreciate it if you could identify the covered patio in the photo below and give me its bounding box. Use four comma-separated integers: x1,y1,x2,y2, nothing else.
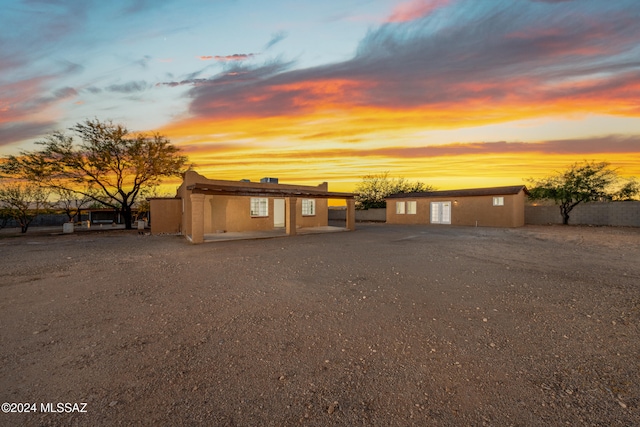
184,172,355,244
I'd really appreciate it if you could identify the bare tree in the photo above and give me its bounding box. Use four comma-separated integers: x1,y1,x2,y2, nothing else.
54,188,95,223
0,205,10,230
0,180,50,233
2,119,188,229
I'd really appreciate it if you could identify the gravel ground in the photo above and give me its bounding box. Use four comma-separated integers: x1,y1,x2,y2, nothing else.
0,224,639,426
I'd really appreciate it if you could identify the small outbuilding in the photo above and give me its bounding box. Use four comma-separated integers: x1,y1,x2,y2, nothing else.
150,171,355,243
386,185,528,228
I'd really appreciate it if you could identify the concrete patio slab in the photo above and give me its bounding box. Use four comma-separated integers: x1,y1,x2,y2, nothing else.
202,225,348,242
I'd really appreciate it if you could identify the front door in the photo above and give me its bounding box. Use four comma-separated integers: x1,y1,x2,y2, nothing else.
274,198,285,228
430,201,451,224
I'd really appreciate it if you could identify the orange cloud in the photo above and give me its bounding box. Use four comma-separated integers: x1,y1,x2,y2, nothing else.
161,101,640,190
175,77,640,148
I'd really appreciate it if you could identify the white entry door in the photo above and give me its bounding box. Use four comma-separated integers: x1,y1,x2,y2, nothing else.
274,198,285,228
430,202,451,224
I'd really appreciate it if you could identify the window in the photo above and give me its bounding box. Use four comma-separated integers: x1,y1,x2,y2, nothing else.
493,196,504,206
302,199,316,216
250,198,268,217
407,201,417,215
396,201,406,214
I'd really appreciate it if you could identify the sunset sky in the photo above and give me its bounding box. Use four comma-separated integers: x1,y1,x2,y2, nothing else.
2,0,640,193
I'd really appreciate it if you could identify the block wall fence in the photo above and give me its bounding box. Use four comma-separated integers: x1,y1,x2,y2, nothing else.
328,208,386,222
525,201,640,227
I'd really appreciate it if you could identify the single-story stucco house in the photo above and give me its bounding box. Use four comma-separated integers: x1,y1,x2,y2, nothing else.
149,171,355,243
386,185,528,228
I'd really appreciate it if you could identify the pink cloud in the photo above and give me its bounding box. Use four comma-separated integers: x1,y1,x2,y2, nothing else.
387,0,451,23
214,54,256,62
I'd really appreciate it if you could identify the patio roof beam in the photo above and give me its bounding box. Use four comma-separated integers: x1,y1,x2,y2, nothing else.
187,184,354,199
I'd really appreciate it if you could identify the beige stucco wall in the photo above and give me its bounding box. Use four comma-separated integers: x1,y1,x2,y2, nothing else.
149,198,182,233
177,185,191,238
201,195,328,233
387,191,526,227
206,196,272,233
512,191,526,227
386,199,430,225
298,198,328,228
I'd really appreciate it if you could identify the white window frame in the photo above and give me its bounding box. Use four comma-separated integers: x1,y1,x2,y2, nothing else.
302,199,316,216
407,201,417,215
250,197,268,217
396,201,406,214
493,196,504,206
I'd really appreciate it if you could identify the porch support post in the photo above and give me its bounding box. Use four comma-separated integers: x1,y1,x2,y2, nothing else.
286,197,297,236
346,198,356,231
190,193,206,244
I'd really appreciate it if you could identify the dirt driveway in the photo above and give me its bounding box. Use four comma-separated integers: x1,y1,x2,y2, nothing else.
1,224,639,426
